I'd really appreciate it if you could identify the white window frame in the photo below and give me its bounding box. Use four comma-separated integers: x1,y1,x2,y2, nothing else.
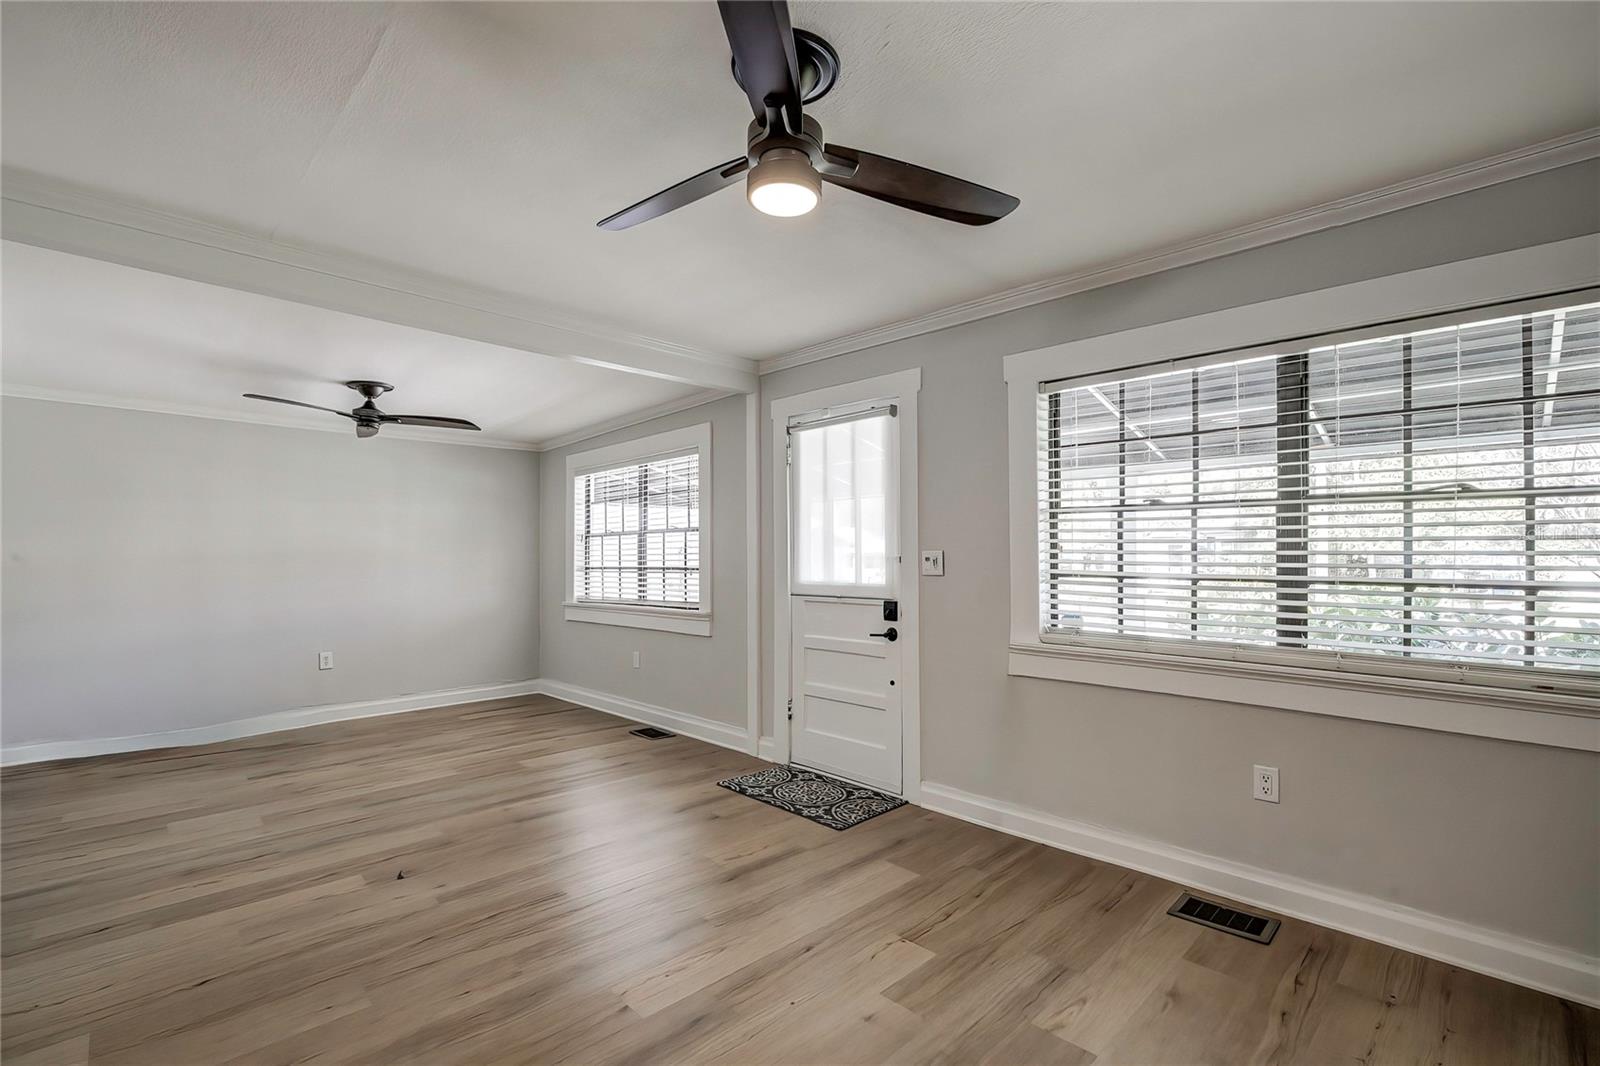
564,422,712,637
1004,235,1600,752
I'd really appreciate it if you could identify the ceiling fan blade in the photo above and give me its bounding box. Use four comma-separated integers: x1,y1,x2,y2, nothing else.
820,144,1020,226
243,394,355,419
597,157,750,231
378,414,482,431
718,0,801,123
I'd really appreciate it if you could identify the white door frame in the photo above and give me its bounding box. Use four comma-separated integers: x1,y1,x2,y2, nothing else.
769,368,921,802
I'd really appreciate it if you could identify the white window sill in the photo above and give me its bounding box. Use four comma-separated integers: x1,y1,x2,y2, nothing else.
1008,641,1600,753
563,602,711,637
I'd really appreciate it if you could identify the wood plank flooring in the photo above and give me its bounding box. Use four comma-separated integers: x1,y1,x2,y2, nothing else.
2,695,1593,1064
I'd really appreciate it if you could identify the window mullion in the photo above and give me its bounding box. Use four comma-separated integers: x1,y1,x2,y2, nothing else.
1275,352,1310,648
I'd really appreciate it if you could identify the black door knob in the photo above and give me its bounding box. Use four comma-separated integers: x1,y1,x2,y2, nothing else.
868,627,898,642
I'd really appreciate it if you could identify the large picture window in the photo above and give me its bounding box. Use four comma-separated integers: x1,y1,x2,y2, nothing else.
1037,301,1599,689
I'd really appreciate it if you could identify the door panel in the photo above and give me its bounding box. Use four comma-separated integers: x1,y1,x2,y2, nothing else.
790,596,901,792
801,644,885,694
787,407,904,794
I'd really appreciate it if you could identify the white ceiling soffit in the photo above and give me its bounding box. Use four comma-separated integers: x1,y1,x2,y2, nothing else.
0,241,720,450
2,2,1598,370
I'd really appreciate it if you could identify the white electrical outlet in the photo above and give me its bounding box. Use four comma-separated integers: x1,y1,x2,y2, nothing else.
318,651,333,671
1253,764,1279,803
631,651,641,669
920,549,945,576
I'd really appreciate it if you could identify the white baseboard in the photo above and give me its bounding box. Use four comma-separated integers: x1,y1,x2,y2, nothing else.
757,736,778,762
0,679,547,766
919,781,1600,1009
535,679,754,755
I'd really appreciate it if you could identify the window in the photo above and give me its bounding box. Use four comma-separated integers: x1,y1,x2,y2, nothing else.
1036,301,1600,694
565,423,710,635
790,412,893,590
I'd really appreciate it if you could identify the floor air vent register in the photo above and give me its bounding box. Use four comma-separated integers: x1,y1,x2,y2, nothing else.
1167,892,1280,944
629,726,676,740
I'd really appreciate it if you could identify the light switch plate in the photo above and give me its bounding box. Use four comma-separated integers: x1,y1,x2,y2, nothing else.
920,550,945,577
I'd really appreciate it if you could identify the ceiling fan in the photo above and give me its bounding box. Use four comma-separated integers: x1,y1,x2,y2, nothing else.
242,381,481,439
597,0,1019,230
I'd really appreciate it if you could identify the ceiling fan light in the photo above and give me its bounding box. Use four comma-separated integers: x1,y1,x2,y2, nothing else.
747,148,820,218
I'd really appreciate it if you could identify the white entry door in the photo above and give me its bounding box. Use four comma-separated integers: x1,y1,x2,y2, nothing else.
787,409,902,793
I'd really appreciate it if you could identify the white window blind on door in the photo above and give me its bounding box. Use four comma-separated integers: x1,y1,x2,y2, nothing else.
573,451,700,607
1037,300,1600,693
792,413,891,588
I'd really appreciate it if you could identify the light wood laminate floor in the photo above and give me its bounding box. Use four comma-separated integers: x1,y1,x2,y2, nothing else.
2,695,1593,1065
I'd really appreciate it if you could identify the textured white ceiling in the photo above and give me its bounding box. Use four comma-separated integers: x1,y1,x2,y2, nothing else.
3,1,1598,362
0,242,708,447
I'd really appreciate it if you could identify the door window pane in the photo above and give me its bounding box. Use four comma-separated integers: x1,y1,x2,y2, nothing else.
793,414,891,587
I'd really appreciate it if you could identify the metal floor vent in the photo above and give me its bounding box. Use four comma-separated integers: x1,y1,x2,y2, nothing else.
629,726,676,740
1167,892,1280,944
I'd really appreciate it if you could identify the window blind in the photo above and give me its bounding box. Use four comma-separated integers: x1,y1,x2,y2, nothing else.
791,412,892,588
573,451,701,608
1037,301,1600,691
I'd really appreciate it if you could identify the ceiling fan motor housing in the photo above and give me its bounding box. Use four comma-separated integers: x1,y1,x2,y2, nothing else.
746,112,825,168
744,113,838,217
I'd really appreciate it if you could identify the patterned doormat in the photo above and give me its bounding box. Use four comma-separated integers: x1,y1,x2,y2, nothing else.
717,765,906,830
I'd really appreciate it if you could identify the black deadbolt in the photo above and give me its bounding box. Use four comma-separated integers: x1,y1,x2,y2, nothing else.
882,599,899,622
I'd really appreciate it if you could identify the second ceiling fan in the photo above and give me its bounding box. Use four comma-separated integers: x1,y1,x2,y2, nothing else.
598,0,1019,230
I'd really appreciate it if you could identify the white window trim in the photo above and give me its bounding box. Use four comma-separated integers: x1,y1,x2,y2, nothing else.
1004,235,1600,752
564,422,712,637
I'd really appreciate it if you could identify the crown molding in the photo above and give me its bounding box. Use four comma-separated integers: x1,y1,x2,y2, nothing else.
0,385,544,451
532,388,735,452
760,127,1600,376
0,383,747,454
1,169,757,395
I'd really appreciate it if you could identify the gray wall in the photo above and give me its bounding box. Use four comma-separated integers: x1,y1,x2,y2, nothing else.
760,160,1600,956
538,394,749,730
1,399,541,747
